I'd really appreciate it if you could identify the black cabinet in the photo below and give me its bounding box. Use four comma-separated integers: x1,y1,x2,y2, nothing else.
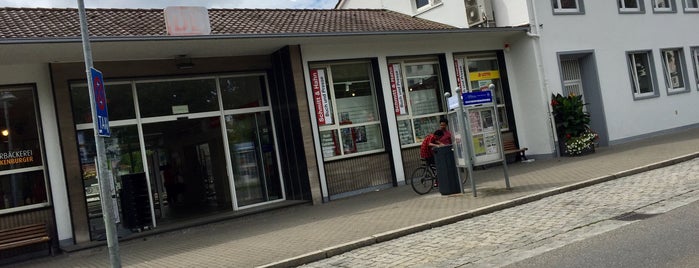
119,173,152,230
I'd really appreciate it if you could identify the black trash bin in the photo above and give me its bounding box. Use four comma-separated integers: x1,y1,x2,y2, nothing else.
434,145,460,195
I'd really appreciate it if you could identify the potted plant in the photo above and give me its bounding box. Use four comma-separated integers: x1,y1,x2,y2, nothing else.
551,93,598,156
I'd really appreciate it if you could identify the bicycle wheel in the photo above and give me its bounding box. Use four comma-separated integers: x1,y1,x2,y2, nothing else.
410,166,434,195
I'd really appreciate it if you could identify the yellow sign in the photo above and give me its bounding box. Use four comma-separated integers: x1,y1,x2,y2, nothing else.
469,70,500,81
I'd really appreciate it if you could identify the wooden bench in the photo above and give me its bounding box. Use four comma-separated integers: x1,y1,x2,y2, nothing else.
502,133,528,162
0,223,52,255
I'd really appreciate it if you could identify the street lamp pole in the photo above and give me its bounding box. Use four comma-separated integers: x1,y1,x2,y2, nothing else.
76,1,121,267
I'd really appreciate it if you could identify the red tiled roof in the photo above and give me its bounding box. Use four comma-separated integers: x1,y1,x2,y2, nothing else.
0,7,456,39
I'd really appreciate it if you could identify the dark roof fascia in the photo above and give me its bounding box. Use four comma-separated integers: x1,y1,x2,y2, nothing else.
0,26,529,45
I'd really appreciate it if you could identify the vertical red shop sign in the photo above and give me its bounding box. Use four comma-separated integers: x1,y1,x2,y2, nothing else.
454,58,467,93
389,63,407,115
311,69,332,125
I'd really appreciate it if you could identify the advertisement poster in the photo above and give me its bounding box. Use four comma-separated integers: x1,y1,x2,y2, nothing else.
481,109,494,131
484,132,499,154
311,69,332,125
469,110,482,133
472,134,485,156
389,63,407,115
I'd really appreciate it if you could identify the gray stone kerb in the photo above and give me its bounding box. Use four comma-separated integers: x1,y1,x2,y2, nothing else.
259,152,699,268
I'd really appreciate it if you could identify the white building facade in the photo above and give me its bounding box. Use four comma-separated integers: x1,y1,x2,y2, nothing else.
338,0,699,151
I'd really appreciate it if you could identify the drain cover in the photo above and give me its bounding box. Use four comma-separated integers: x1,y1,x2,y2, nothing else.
613,212,659,221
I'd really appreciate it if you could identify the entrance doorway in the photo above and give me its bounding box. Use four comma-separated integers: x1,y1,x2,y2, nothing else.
225,112,282,207
558,52,609,146
142,117,231,221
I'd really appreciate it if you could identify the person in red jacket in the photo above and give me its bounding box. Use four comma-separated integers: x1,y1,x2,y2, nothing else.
419,130,444,167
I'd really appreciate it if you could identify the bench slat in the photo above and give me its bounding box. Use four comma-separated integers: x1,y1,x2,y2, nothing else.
0,223,50,253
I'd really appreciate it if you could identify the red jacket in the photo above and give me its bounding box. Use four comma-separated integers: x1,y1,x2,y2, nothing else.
420,134,440,159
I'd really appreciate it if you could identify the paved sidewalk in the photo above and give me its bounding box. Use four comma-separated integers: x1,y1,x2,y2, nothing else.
14,128,699,268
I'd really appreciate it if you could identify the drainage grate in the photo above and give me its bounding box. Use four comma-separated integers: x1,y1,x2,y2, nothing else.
613,212,660,221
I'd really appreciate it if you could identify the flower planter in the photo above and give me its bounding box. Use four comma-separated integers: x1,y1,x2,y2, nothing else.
558,139,595,157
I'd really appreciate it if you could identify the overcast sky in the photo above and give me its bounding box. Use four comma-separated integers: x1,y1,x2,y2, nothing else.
0,0,337,9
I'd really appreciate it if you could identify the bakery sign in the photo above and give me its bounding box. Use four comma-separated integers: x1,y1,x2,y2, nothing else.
0,149,34,166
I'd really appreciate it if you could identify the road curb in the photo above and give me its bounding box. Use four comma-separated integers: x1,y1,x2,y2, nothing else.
259,153,699,268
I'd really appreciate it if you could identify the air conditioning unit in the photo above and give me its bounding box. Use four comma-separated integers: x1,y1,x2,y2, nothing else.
466,0,494,28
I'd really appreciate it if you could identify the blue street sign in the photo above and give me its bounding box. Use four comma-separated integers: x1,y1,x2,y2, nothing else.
91,68,110,137
462,91,493,106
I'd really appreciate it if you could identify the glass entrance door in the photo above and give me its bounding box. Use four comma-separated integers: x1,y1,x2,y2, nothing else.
142,117,231,221
225,112,283,207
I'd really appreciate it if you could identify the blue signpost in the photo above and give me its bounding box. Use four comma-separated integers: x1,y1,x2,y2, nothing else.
462,90,493,106
91,68,110,137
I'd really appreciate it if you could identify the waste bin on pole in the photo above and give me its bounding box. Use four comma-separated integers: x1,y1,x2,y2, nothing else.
434,145,460,195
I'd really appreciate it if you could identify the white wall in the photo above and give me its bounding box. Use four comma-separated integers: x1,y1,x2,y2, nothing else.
0,64,72,244
493,0,529,27
502,35,555,155
415,1,469,28
533,1,699,142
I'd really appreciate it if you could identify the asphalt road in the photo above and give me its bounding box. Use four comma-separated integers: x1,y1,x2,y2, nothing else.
507,200,699,268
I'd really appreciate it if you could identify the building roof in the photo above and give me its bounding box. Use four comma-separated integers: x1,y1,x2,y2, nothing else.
0,7,456,39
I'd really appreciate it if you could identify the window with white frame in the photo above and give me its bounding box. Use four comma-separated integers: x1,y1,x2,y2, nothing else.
618,0,645,13
682,0,699,12
692,47,699,89
388,58,446,146
626,51,659,99
310,61,384,159
661,48,689,94
415,0,442,11
552,0,585,14
0,85,49,214
652,0,676,12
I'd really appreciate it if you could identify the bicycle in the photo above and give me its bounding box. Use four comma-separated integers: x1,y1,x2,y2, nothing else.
410,159,438,195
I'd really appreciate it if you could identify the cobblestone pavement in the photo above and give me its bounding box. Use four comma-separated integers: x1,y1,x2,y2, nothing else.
303,158,699,268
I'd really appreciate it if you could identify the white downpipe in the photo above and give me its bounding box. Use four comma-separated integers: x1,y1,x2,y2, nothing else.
526,0,559,157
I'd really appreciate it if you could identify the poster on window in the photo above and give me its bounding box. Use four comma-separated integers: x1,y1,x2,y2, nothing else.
468,110,482,133
484,132,499,154
472,134,485,156
664,50,682,88
454,58,467,93
311,69,333,125
388,63,407,115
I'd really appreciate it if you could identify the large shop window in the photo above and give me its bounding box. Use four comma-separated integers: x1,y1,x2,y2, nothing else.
0,86,48,213
71,73,283,239
388,59,445,146
311,62,384,159
626,50,659,99
454,55,509,132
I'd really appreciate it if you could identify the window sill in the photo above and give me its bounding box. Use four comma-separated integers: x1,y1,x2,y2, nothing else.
667,88,690,95
619,9,645,14
553,9,585,15
683,8,699,13
632,93,660,101
652,8,677,13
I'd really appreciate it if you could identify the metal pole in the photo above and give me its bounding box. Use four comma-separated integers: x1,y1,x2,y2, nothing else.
455,87,477,197
77,1,121,267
